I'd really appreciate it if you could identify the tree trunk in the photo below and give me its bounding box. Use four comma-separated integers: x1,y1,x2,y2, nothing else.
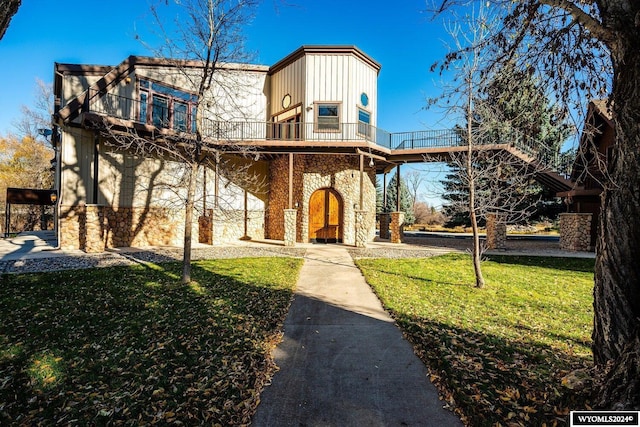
467,78,485,289
181,161,199,284
470,206,485,288
592,35,640,409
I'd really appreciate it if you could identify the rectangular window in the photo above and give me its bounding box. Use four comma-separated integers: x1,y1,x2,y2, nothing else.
358,108,371,137
139,92,148,123
139,79,197,132
174,101,188,132
152,95,169,128
316,103,340,131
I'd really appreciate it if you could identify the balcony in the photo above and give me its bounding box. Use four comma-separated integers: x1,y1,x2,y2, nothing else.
80,91,562,173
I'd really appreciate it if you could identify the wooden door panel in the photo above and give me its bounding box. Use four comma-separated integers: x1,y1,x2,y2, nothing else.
309,190,325,240
308,188,342,242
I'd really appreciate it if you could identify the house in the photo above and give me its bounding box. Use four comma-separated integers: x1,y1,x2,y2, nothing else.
557,99,615,250
51,44,582,253
52,46,386,251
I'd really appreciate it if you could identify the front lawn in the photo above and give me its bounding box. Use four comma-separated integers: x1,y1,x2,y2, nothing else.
356,253,594,426
0,257,303,425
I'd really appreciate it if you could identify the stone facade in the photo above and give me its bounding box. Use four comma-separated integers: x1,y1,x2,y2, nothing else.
559,213,593,251
266,154,376,245
486,213,507,250
60,205,183,251
390,211,405,244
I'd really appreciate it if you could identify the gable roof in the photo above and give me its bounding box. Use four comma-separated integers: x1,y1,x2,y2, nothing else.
269,45,381,75
568,99,615,183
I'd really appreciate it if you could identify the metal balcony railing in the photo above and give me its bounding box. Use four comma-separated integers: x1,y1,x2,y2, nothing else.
83,91,561,171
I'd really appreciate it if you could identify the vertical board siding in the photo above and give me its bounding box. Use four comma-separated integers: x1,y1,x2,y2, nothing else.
305,53,378,126
270,57,305,119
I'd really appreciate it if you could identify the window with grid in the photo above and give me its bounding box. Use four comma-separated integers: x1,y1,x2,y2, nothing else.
139,79,198,132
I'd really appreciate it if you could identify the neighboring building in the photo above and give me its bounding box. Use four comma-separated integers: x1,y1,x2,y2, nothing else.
558,99,615,249
52,46,383,250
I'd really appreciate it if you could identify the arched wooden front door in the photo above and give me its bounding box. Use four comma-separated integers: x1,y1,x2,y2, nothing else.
308,188,343,243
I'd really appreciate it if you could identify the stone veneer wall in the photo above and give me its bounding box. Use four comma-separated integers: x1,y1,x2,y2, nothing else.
266,154,377,245
212,209,264,243
199,209,265,244
559,213,593,251
60,205,184,251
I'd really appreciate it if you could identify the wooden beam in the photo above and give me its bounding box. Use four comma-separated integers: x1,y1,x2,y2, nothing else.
359,154,364,210
396,164,401,212
288,153,294,209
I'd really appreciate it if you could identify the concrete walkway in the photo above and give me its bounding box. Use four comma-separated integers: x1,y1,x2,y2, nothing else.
251,245,462,427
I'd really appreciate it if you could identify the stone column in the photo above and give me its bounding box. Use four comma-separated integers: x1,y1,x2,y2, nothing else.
379,213,390,240
284,209,297,247
559,213,593,251
354,210,368,248
198,209,213,244
486,213,507,250
390,211,405,244
84,204,104,253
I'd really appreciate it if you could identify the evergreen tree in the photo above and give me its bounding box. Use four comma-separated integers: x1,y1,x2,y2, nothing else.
375,175,384,215
385,171,414,224
441,65,570,226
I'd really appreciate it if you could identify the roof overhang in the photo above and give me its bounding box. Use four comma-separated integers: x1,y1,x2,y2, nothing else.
269,45,381,75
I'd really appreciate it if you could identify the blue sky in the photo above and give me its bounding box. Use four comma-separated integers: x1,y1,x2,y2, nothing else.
0,0,452,136
0,0,458,205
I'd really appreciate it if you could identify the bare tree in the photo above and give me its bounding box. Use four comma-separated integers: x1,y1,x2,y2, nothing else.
12,78,54,144
429,5,498,288
93,0,261,284
429,0,640,409
405,170,424,209
0,0,21,40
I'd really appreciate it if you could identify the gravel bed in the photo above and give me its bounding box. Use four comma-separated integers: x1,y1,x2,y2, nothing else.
0,246,306,275
348,247,457,259
0,237,576,275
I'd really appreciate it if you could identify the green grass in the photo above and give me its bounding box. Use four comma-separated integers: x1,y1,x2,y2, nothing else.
0,257,303,426
356,253,594,426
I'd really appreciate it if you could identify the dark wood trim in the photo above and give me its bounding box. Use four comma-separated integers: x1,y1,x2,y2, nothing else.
359,154,364,210
396,164,401,212
288,153,293,209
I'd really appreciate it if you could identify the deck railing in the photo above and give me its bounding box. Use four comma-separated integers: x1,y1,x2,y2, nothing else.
84,91,560,170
